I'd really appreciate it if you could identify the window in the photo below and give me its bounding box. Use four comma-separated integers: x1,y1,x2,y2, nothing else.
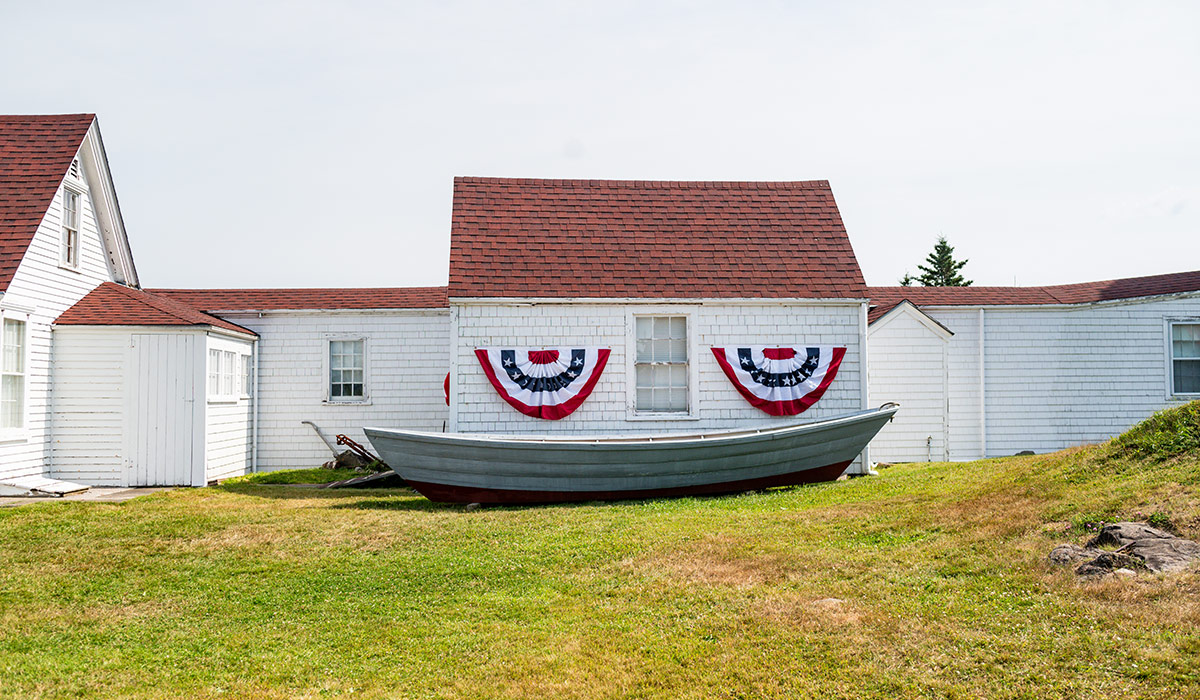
634,316,688,412
241,354,253,397
1172,322,1200,395
221,351,236,396
61,188,80,268
208,349,221,395
329,339,365,401
2,318,26,430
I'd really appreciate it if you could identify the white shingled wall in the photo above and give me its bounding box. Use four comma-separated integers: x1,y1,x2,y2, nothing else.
1,160,115,482
871,295,1200,460
204,333,255,482
867,307,949,463
213,310,451,471
451,300,868,470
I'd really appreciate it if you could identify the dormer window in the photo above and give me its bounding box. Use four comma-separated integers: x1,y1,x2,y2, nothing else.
61,188,80,269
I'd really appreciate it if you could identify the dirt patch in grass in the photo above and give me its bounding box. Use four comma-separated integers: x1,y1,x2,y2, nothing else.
632,534,808,588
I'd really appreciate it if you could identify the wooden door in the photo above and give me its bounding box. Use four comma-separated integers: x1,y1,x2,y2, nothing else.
127,334,201,486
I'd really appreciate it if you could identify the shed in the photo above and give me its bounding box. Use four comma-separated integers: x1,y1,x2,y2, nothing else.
51,283,257,486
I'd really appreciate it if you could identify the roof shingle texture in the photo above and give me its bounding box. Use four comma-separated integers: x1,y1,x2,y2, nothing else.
147,286,449,311
0,114,95,292
448,177,868,299
867,269,1200,322
56,282,256,336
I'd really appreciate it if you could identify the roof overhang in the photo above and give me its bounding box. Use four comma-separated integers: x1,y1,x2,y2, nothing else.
868,300,954,340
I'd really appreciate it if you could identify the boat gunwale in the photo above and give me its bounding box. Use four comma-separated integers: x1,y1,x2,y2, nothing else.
364,404,898,450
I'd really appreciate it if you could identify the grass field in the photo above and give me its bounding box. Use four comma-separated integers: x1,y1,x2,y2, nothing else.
1,405,1197,699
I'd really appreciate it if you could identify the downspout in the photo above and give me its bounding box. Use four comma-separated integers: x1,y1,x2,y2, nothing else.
251,335,260,472
860,300,877,475
978,308,986,459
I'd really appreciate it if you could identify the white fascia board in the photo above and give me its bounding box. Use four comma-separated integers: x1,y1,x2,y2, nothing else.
449,296,870,307
50,323,254,341
81,119,139,288
869,301,953,340
207,308,450,317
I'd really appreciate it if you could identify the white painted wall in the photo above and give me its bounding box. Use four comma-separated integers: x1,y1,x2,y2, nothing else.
213,310,451,471
451,300,867,468
871,295,1200,460
47,327,127,485
205,333,255,482
1,159,115,482
867,308,948,463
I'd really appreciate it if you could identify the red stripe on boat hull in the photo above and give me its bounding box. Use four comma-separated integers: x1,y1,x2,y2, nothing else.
403,460,853,505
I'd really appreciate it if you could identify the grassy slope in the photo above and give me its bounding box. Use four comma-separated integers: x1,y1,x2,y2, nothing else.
0,416,1197,698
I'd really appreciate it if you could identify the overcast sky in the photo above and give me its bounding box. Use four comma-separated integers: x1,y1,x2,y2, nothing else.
3,1,1198,289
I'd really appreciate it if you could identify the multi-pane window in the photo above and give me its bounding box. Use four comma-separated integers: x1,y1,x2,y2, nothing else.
1172,323,1200,395
208,349,221,394
221,351,236,395
241,354,253,396
329,339,365,400
2,319,26,429
635,316,688,412
61,189,80,268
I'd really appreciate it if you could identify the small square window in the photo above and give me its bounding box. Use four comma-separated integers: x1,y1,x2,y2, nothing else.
1171,322,1200,395
634,316,688,412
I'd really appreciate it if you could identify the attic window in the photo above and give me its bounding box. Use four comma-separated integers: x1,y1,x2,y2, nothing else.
61,189,80,269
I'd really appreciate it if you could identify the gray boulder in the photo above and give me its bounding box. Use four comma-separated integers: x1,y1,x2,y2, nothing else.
1126,537,1200,574
1085,522,1175,549
1048,544,1104,565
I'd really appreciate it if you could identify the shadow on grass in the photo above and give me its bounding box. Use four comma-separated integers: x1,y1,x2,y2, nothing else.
215,484,421,501
330,498,456,512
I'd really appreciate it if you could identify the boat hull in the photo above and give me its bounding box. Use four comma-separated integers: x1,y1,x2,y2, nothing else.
364,405,897,505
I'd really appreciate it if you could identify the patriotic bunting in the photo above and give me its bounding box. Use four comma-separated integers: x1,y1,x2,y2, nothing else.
711,346,845,416
475,347,611,420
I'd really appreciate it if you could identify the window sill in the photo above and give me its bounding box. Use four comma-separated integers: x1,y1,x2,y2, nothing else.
625,412,701,422
207,397,240,405
323,399,372,406
0,430,29,444
57,263,82,274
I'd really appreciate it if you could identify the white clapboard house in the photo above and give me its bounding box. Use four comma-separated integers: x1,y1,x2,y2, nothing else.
1,113,1198,490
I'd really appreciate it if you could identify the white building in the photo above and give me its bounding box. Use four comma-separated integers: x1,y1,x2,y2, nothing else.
867,277,1200,462
1,113,1197,489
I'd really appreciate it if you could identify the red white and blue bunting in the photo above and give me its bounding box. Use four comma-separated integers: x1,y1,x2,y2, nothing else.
711,346,845,416
475,347,611,420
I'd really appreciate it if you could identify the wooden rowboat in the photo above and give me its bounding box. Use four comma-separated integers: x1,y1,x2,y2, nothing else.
363,404,898,505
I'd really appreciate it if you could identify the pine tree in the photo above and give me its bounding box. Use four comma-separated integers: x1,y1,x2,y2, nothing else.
899,272,916,287
916,236,972,287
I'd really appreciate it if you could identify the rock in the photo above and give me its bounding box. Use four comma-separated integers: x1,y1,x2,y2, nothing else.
1114,568,1137,578
1126,537,1200,574
1015,450,1035,456
1049,544,1104,565
464,502,482,511
322,450,374,471
1085,522,1176,549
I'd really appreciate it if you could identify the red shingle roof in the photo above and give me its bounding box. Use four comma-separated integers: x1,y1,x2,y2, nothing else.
0,114,95,293
868,269,1200,322
56,282,256,336
448,177,868,299
147,286,449,311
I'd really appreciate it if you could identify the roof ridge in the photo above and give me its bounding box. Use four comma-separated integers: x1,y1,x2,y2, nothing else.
452,176,831,189
104,283,204,325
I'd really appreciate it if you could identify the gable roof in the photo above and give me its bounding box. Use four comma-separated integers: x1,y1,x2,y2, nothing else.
448,177,868,300
56,282,256,336
147,286,449,312
0,114,96,293
868,269,1200,322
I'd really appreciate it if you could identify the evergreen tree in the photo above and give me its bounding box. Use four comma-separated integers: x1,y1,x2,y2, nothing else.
916,236,972,287
899,272,916,287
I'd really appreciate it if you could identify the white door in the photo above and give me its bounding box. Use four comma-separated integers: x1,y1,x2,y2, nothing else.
128,334,200,486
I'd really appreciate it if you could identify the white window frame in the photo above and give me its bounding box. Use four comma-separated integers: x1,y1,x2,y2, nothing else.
240,353,253,398
1167,318,1200,399
207,349,221,396
207,345,250,404
0,310,30,442
324,336,369,404
60,185,83,271
625,308,700,420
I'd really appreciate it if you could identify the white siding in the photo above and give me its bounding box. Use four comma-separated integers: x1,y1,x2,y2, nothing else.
868,309,948,463
451,302,866,462
214,311,450,471
204,334,254,482
873,295,1200,459
1,163,115,482
47,328,127,485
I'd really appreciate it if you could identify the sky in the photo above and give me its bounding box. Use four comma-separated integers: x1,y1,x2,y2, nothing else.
3,1,1198,289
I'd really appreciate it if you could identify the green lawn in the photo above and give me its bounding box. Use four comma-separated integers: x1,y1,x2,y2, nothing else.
1,409,1198,699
